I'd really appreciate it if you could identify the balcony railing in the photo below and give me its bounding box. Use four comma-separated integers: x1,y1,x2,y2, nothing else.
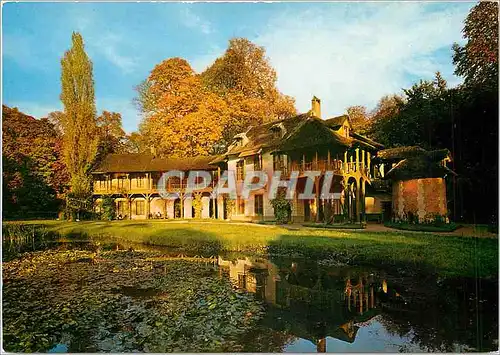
94,178,217,194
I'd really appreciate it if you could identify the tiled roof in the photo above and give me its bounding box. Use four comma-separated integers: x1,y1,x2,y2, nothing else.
92,154,217,174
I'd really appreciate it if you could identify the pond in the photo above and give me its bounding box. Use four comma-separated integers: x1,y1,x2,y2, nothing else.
2,241,498,352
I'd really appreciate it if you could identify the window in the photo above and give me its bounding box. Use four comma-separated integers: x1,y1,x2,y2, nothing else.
253,155,262,171
236,160,245,181
254,195,264,216
136,200,145,215
237,197,245,215
238,274,247,289
270,124,285,139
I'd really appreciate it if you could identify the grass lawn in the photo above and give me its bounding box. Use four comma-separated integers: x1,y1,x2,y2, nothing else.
4,220,498,278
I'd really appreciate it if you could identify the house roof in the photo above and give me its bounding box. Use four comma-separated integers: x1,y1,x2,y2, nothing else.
323,115,350,129
91,154,217,174
379,146,455,180
224,111,382,157
351,132,385,149
276,116,353,152
225,113,311,156
376,146,427,160
385,158,456,180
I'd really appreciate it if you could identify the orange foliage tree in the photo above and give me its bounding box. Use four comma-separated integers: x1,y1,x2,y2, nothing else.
136,38,297,157
138,58,229,157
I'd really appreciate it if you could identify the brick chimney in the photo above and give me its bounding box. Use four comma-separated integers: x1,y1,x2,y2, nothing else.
311,96,321,118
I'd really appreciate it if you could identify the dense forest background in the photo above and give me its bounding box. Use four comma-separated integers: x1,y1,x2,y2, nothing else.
2,2,497,224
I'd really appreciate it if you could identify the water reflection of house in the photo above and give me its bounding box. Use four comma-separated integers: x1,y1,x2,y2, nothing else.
218,256,388,352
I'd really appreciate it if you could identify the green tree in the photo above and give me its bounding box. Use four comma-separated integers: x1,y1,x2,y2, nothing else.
60,32,99,197
368,73,447,149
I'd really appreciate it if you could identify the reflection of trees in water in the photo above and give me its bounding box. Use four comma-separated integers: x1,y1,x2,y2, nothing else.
220,255,498,352
374,277,498,352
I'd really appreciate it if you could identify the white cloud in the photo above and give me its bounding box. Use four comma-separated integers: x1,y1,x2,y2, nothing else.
91,33,138,74
255,3,470,117
180,7,213,35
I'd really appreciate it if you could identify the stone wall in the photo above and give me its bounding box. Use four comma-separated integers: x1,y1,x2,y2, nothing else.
392,178,447,222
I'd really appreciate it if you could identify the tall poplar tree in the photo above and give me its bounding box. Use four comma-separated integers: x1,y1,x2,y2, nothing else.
60,32,99,197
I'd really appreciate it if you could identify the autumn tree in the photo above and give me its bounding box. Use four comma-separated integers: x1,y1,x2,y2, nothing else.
135,39,296,155
122,132,144,154
138,58,229,157
452,1,498,87
346,105,370,133
96,111,126,158
2,106,69,218
60,32,99,197
200,38,296,143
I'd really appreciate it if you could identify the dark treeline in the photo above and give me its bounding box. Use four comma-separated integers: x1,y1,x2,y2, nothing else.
365,2,498,224
2,106,69,219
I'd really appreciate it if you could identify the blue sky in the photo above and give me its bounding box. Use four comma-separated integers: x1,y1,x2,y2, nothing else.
3,2,473,133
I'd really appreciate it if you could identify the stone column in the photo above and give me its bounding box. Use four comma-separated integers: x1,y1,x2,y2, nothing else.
361,179,366,223
201,196,210,219
146,195,151,219
315,177,321,222
355,148,360,173
361,150,365,175
367,152,371,178
184,196,193,218
217,195,225,220
128,198,132,220
355,179,360,223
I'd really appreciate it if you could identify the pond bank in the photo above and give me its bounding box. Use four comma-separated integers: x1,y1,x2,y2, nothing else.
4,220,498,278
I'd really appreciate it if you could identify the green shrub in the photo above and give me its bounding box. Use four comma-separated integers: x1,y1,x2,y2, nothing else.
101,196,115,221
192,194,203,219
270,189,291,224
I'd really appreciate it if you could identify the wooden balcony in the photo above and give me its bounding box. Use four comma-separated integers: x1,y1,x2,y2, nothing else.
288,160,347,176
93,179,216,195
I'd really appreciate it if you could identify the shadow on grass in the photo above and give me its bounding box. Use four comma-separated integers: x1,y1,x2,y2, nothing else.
266,232,499,278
